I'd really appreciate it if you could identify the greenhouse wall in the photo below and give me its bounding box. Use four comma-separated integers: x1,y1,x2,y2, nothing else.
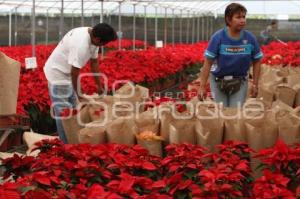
0,14,299,46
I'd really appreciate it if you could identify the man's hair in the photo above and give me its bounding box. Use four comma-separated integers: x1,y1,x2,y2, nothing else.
224,3,247,26
92,23,117,42
271,20,277,25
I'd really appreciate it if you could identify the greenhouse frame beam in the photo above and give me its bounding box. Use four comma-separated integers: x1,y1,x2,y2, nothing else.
154,5,158,47
0,1,55,10
186,10,190,43
191,11,195,43
171,8,174,46
105,1,124,15
196,12,199,42
14,7,17,45
81,0,83,26
9,10,11,46
59,0,64,40
163,7,167,46
143,4,147,49
179,9,182,43
201,15,204,41
2,0,300,16
118,1,122,50
31,0,36,56
0,0,209,16
132,2,136,50
100,0,104,58
45,2,59,45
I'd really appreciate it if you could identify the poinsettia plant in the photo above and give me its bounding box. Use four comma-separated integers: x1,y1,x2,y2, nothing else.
1,139,300,198
261,41,300,67
0,42,207,134
255,140,300,192
253,169,296,199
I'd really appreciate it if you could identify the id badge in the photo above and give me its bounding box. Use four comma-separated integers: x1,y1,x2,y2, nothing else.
224,75,233,80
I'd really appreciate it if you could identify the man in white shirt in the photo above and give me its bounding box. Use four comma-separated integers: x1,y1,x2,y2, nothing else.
44,23,117,143
260,20,278,45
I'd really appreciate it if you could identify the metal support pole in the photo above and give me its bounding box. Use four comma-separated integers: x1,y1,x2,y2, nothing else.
133,4,136,50
14,8,18,46
46,10,49,45
81,0,84,26
206,16,209,40
201,16,204,41
100,0,103,23
144,5,147,49
100,0,104,58
207,16,210,38
191,12,195,43
172,9,175,46
154,6,158,47
164,7,167,46
91,13,94,26
71,10,74,28
9,10,12,46
186,11,190,43
197,14,200,42
210,16,214,36
179,9,182,43
59,0,64,40
31,0,36,56
118,2,122,50
209,16,211,37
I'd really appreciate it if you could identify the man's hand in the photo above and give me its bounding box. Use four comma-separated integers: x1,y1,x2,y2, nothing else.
90,58,103,95
97,86,104,95
78,95,88,103
250,84,258,98
198,86,207,101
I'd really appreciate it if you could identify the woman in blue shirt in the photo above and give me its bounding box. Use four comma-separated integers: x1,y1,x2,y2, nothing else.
198,3,263,107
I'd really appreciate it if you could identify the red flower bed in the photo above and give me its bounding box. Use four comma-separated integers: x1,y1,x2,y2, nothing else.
261,41,300,66
254,140,300,195
0,140,252,198
1,139,299,198
80,43,206,95
0,43,206,114
253,170,296,198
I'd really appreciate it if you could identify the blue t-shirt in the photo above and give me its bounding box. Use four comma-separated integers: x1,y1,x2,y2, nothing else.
204,27,263,77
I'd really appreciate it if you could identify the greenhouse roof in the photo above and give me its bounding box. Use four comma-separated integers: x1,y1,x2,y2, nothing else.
0,0,299,17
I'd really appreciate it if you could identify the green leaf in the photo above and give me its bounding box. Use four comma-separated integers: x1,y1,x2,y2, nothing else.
175,190,190,199
255,163,266,171
19,185,35,193
184,169,199,179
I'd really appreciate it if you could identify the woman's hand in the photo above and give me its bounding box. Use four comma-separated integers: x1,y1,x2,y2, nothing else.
198,86,207,101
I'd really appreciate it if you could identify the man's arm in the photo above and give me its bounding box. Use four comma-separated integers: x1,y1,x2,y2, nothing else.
251,59,261,97
71,66,82,99
90,58,102,94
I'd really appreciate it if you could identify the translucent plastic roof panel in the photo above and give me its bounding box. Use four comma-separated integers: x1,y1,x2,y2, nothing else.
0,0,121,14
0,0,299,16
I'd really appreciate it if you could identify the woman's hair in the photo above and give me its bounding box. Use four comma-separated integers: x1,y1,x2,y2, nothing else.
224,3,247,26
92,23,117,43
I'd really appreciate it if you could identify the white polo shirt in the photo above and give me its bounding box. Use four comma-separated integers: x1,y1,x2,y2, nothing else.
44,27,99,84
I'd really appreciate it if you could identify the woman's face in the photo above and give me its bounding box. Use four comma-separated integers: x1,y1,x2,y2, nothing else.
228,11,246,31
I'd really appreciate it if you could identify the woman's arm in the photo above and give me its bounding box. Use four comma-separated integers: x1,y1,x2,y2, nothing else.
251,59,261,97
198,58,214,100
